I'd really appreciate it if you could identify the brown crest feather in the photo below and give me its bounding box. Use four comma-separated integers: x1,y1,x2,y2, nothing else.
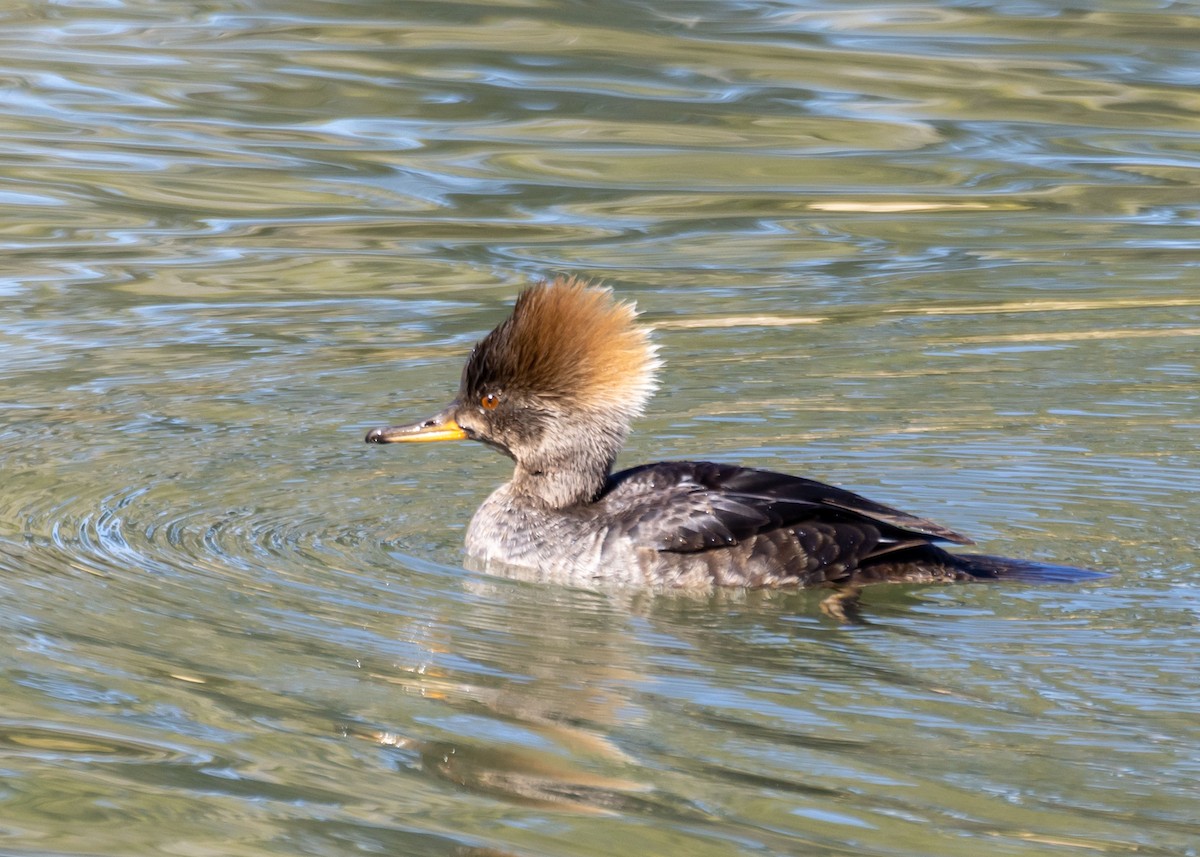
463,276,660,418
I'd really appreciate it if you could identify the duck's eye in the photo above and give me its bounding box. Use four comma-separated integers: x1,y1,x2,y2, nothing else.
480,393,500,410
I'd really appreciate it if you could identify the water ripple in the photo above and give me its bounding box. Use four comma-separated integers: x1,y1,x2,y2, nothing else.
0,720,205,766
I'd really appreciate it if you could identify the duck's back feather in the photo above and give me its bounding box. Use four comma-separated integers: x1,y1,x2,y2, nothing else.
600,461,970,551
593,461,1102,588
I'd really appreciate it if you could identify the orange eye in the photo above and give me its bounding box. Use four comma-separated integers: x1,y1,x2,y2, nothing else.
480,393,500,410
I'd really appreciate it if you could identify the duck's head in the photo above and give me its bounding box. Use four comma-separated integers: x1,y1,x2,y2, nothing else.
366,275,660,507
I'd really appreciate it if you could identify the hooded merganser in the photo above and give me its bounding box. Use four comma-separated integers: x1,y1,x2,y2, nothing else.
366,276,1103,616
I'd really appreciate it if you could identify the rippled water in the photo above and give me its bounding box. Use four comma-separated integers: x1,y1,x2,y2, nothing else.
2,1,1199,855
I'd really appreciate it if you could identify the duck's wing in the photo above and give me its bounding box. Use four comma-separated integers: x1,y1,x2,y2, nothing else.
601,461,973,554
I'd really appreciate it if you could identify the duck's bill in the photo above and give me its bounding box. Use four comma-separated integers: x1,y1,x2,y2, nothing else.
365,408,466,443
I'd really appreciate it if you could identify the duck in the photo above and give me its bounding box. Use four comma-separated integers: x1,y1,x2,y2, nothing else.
366,275,1104,617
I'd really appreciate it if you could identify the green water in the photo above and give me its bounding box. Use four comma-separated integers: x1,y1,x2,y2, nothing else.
1,1,1197,855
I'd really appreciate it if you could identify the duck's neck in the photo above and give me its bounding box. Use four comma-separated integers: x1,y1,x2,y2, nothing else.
508,437,619,509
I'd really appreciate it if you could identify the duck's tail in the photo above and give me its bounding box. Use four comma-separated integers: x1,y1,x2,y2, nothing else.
956,553,1110,584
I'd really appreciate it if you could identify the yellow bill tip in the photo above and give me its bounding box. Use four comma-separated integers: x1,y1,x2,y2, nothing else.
365,417,467,444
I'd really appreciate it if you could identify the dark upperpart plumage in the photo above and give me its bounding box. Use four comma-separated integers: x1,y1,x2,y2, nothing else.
366,275,1105,615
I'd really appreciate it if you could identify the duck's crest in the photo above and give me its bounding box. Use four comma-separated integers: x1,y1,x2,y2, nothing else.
463,275,661,420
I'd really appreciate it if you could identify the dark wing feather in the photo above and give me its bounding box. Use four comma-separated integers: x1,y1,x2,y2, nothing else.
600,461,973,553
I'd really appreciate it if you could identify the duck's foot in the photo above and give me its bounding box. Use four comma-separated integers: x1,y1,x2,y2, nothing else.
819,586,863,623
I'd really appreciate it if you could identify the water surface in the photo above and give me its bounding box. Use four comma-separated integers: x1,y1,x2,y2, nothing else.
1,1,1198,855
